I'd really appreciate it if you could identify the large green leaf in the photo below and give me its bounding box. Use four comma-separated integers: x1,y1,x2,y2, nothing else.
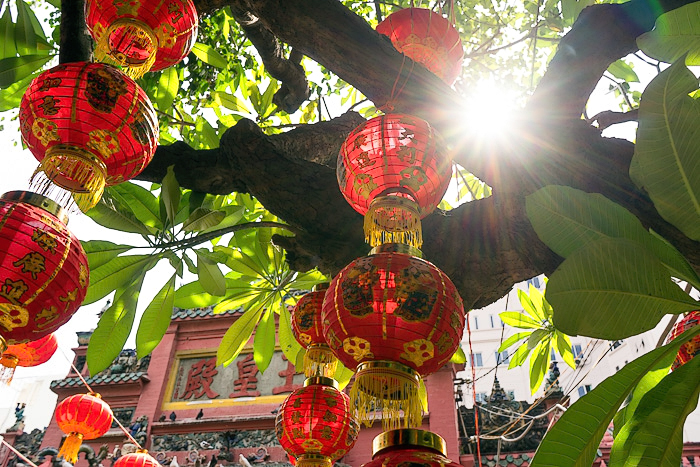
217,307,263,367
529,338,550,393
607,59,639,83
173,275,252,308
499,311,542,329
253,308,275,373
209,91,252,113
0,54,53,88
200,205,245,234
160,166,181,227
136,273,176,358
278,303,304,368
106,184,162,231
637,4,700,65
87,274,145,375
530,325,700,467
191,42,227,69
0,72,35,111
84,254,157,305
609,358,700,466
155,67,179,110
631,59,700,240
182,207,225,232
498,331,532,353
195,250,226,296
85,193,156,236
0,6,18,59
81,240,134,269
547,238,697,339
334,361,354,390
449,346,467,364
15,0,51,52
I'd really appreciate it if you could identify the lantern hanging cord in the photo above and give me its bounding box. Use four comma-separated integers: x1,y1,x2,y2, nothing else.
59,349,144,450
2,439,40,467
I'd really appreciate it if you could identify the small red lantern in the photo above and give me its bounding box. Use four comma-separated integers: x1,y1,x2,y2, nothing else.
113,450,160,467
322,244,465,429
338,113,451,248
362,429,461,467
19,62,159,211
276,377,359,467
0,191,88,352
55,392,113,463
376,8,463,85
0,333,57,384
666,311,700,370
291,284,338,378
85,0,198,78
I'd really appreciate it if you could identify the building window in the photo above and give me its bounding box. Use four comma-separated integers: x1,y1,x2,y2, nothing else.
550,349,556,361
474,316,479,329
490,315,495,328
610,340,623,350
527,276,541,288
577,385,592,397
472,353,483,367
571,344,583,358
495,351,509,364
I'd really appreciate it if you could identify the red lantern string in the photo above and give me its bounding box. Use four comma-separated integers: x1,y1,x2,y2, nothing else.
0,333,57,385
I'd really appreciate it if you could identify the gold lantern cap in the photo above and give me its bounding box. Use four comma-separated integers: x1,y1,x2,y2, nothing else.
372,429,447,457
2,191,68,224
303,376,339,389
369,242,423,258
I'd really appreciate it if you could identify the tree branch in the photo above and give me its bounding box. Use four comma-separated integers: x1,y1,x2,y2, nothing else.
59,0,91,63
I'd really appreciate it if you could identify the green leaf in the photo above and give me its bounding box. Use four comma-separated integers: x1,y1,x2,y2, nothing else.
607,59,639,83
209,91,252,113
182,252,197,274
334,361,355,390
631,59,700,240
217,307,263,367
155,67,179,110
499,311,542,329
610,357,700,466
0,54,53,88
529,325,700,467
173,276,251,308
0,72,35,111
637,4,700,65
136,273,176,358
106,183,162,230
219,247,267,277
547,237,697,339
191,42,227,69
0,6,18,59
253,308,275,373
529,339,550,393
86,273,145,375
160,166,181,227
195,250,226,296
527,329,548,350
81,240,134,270
14,0,37,55
508,341,533,369
278,304,304,367
85,193,156,236
498,332,532,353
182,207,225,232
200,205,245,234
553,330,576,369
84,255,157,305
449,346,467,364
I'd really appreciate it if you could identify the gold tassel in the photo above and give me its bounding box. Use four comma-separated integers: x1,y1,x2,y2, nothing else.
364,196,423,248
33,146,107,212
0,355,19,385
58,432,84,464
94,19,157,79
304,345,338,378
350,360,423,430
296,454,332,467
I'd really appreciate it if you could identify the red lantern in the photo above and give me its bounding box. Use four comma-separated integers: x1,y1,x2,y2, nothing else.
338,114,451,248
85,0,198,78
276,377,359,467
113,451,160,467
55,392,113,463
0,191,88,352
291,284,338,378
362,429,461,467
666,311,700,370
0,333,57,384
376,8,463,85
322,244,465,429
19,62,159,211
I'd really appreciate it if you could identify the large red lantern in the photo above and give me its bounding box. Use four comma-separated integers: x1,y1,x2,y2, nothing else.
362,429,461,467
0,191,88,352
322,244,465,429
376,8,464,85
55,393,113,463
338,114,451,248
276,377,359,467
666,311,700,370
19,62,159,211
0,333,57,384
291,284,338,378
113,451,160,467
85,0,198,78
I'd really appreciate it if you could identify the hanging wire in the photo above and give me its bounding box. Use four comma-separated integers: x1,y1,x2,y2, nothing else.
1,439,39,467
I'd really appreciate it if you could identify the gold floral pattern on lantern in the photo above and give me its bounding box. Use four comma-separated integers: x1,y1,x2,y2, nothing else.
32,119,60,146
87,129,120,156
343,337,374,361
401,339,434,367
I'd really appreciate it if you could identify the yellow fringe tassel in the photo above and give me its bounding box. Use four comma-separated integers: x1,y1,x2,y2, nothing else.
34,146,107,212
94,19,157,79
350,361,423,431
58,432,84,464
296,455,332,467
304,345,338,378
364,196,423,248
0,355,19,386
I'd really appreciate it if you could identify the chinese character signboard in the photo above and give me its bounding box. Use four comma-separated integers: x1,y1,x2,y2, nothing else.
164,350,304,409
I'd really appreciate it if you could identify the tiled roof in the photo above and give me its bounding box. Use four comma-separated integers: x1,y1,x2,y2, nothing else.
171,305,243,320
50,371,148,389
479,453,531,466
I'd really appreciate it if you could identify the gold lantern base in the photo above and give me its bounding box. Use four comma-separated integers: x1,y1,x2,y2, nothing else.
32,145,107,212
296,454,332,467
0,354,19,386
304,344,339,378
350,360,423,430
94,18,157,79
364,196,423,248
